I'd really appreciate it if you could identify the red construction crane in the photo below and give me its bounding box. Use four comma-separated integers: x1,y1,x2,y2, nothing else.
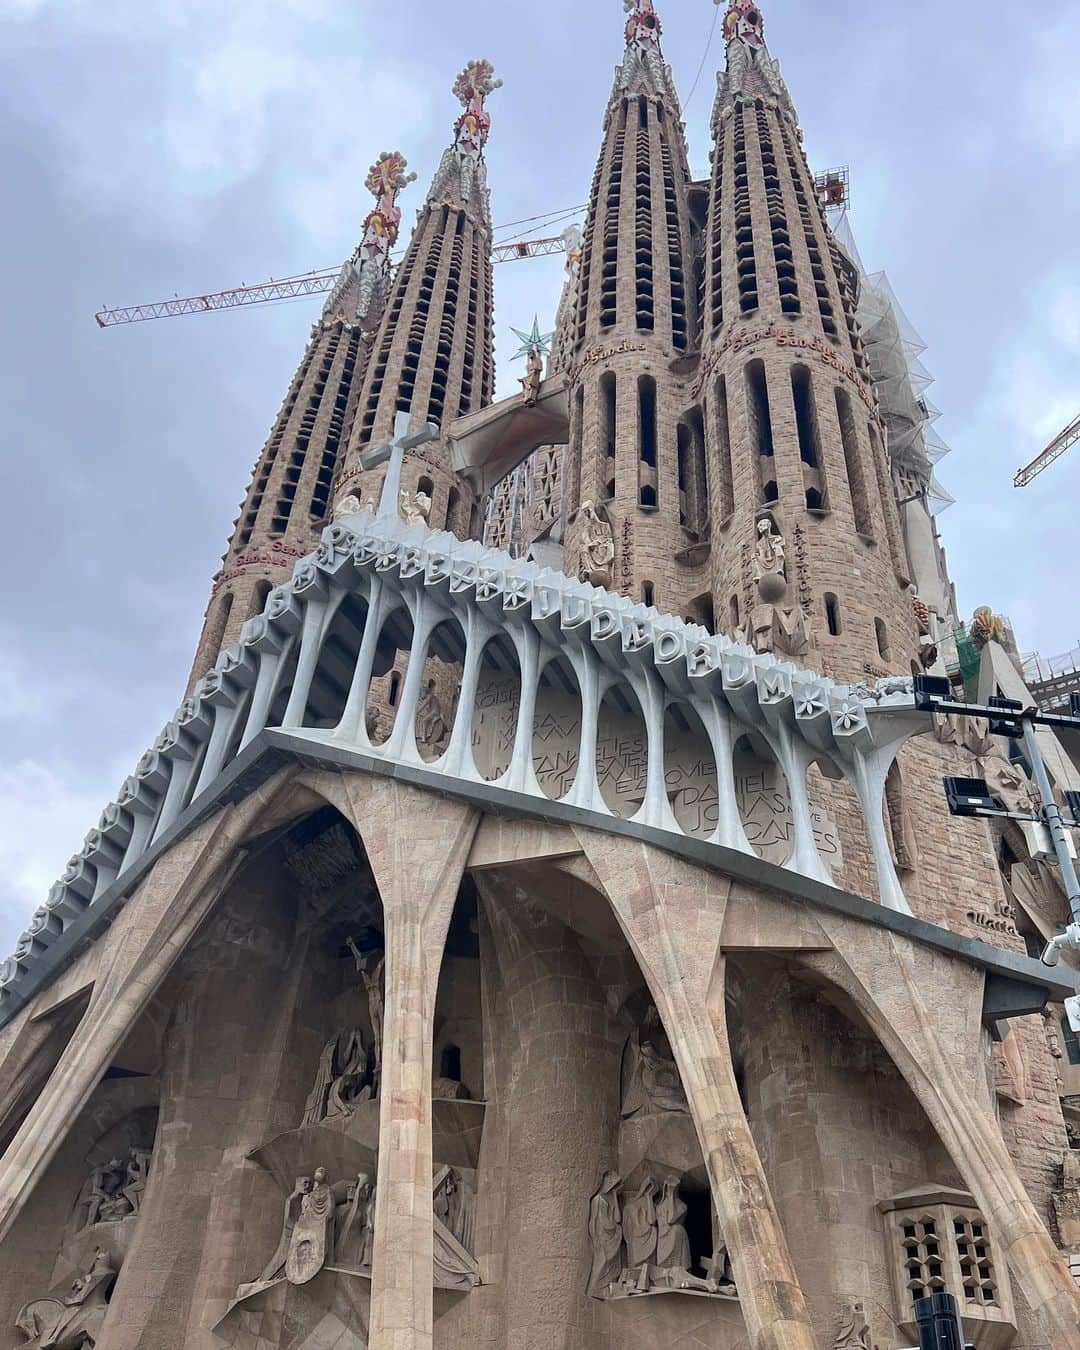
94,231,572,329
1014,413,1080,488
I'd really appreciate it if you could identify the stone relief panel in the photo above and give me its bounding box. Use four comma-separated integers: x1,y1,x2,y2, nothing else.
471,673,842,870
15,1247,117,1350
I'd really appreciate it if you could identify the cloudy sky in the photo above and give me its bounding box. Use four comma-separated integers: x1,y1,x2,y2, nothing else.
1,0,1078,952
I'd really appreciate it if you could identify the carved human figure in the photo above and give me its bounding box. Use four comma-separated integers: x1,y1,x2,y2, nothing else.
348,946,386,1090
434,1166,475,1252
84,1157,134,1227
588,1171,624,1297
834,1300,872,1349
981,752,1039,817
578,501,615,587
655,1179,692,1271
704,1240,737,1295
15,1247,116,1350
621,1007,690,1117
336,1172,375,1270
324,1028,373,1120
243,1176,312,1290
333,494,363,522
416,679,450,751
520,345,544,405
285,1167,336,1285
400,488,432,527
301,1033,343,1127
122,1148,151,1217
622,1178,659,1272
752,515,787,599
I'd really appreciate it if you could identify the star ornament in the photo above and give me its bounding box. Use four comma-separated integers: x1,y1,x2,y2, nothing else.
510,317,553,360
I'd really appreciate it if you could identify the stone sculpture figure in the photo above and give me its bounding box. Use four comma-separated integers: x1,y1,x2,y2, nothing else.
356,948,386,1091
621,1007,690,1117
588,1171,624,1297
432,1166,480,1290
749,515,809,659
655,1178,692,1271
15,1247,115,1350
239,1176,313,1293
79,1152,147,1229
578,501,615,587
285,1167,336,1286
336,1172,375,1270
400,489,432,527
622,1178,659,1272
834,1300,872,1350
301,1029,372,1127
704,1240,737,1295
333,494,363,522
519,345,544,406
416,680,451,752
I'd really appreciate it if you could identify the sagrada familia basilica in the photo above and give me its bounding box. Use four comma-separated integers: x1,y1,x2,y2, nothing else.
2,3,1080,1348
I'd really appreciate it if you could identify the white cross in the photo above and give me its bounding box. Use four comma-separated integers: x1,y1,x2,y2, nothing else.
359,411,440,520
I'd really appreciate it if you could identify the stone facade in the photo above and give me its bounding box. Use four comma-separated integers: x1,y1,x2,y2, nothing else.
3,4,1080,1350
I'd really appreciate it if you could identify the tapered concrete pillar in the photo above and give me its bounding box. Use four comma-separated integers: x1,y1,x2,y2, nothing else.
574,829,821,1350
799,926,1080,1350
0,768,296,1244
336,773,480,1350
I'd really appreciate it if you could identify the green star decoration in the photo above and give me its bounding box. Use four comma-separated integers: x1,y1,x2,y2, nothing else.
510,316,553,360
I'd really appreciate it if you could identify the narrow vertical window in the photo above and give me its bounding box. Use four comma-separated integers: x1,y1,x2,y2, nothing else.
712,376,735,520
601,371,617,461
825,594,841,637
791,366,827,510
875,618,890,662
638,376,658,509
745,360,776,505
388,671,402,707
642,581,655,607
836,388,873,538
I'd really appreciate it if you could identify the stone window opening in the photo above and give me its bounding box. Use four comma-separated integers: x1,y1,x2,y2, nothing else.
634,99,655,333
642,581,655,607
677,409,708,536
745,360,777,506
709,123,726,335
203,590,234,668
638,377,659,509
388,671,402,708
791,366,827,510
835,389,874,540
729,594,741,633
824,594,841,637
875,618,891,662
249,579,272,621
1062,1016,1080,1066
881,1187,1015,1344
733,107,758,314
601,372,617,461
440,1044,462,1082
711,375,735,520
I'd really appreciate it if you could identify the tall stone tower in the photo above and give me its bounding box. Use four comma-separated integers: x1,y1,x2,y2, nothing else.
698,0,913,683
333,61,501,540
187,152,417,686
562,0,709,621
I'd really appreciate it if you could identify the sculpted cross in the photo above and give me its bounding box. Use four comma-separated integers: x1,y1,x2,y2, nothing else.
359,411,439,520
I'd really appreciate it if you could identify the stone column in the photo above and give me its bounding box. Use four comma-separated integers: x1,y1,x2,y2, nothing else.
0,769,295,1244
335,773,480,1350
799,926,1080,1350
574,829,820,1350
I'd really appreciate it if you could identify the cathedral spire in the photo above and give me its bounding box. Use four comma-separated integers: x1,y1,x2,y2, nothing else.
335,63,501,533
427,59,502,222
322,151,417,329
714,0,792,122
619,0,677,102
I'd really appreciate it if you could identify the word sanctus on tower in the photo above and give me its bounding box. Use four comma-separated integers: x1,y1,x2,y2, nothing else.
2,4,1080,1349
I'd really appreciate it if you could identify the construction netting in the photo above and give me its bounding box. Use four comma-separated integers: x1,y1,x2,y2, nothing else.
833,213,955,516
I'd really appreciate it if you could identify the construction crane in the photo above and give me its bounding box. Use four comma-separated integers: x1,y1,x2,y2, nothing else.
94,230,573,329
1014,413,1080,488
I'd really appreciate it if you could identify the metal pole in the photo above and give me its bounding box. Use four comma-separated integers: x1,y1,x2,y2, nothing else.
1021,715,1080,927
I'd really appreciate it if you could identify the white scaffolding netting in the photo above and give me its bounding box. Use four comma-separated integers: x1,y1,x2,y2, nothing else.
834,213,953,516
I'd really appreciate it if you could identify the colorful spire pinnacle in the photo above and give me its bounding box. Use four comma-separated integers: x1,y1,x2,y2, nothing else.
428,60,502,211
322,150,417,327
719,0,766,52
360,151,417,259
451,59,502,160
624,0,663,51
714,0,789,116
